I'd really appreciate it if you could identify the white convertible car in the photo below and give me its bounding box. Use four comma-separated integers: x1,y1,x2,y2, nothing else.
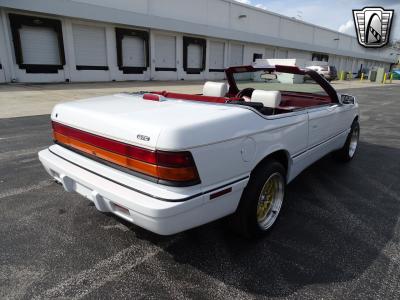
39,63,359,237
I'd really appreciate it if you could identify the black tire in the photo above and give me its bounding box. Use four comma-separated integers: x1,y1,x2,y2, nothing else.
230,160,286,239
334,119,360,162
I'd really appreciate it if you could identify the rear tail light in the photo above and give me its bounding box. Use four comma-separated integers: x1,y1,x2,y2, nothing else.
52,122,200,186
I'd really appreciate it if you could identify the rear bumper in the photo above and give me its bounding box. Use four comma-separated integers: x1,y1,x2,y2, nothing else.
38,148,248,235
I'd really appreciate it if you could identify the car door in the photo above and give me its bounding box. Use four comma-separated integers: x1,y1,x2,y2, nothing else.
307,103,341,148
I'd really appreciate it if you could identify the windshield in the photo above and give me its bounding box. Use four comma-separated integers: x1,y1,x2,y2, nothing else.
233,71,328,95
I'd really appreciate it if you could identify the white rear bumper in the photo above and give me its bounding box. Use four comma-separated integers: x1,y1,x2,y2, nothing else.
38,148,248,235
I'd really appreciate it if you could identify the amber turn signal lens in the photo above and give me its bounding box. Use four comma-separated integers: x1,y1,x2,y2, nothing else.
52,122,200,185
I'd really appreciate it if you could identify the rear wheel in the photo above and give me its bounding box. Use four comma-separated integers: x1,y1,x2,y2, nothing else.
231,160,286,238
334,119,360,162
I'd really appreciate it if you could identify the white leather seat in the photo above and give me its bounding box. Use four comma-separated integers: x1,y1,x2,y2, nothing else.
251,90,281,108
202,82,228,97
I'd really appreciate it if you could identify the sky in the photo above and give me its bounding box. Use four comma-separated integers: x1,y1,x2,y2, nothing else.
234,0,400,40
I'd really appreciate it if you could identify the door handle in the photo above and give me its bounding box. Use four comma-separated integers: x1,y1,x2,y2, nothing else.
327,105,338,111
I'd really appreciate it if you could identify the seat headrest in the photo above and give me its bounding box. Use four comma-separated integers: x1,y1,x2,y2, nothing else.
202,82,228,97
251,90,281,108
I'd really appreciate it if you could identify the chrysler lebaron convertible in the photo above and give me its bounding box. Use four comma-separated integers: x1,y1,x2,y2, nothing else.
39,62,360,237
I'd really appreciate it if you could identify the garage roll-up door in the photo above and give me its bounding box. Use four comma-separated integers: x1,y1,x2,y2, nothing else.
20,26,60,65
187,44,202,69
116,28,149,74
72,24,108,70
155,35,176,71
183,36,206,74
9,14,65,74
122,36,146,68
209,41,224,72
230,44,243,66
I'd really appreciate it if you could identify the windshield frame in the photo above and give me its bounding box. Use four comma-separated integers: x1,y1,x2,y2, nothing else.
225,65,339,103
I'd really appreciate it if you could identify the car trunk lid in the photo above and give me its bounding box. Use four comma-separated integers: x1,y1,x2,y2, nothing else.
51,93,243,150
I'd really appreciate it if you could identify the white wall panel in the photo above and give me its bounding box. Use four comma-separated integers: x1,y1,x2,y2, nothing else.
76,0,148,14
209,41,224,70
230,43,243,66
230,6,280,37
337,57,344,71
155,34,176,69
265,47,275,59
122,36,145,67
280,19,313,44
288,50,311,61
354,59,361,73
149,0,206,25
338,35,352,51
314,28,338,49
276,49,288,59
207,0,230,28
20,26,60,65
345,58,352,72
72,24,107,66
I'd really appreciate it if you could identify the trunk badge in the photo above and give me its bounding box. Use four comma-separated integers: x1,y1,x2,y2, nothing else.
137,134,150,142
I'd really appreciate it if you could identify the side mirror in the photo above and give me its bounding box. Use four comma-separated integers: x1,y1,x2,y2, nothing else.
341,94,355,105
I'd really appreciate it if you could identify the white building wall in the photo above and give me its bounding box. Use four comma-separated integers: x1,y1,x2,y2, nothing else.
288,50,311,61
244,44,265,65
230,4,281,37
338,35,352,51
0,0,395,83
313,28,339,49
206,0,231,28
78,0,149,14
276,48,288,59
265,47,275,59
280,19,314,44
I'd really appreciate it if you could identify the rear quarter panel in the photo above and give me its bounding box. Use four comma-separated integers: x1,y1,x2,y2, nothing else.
190,111,309,189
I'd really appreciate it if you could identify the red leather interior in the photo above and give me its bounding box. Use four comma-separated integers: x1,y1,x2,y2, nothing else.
151,90,331,109
280,92,331,108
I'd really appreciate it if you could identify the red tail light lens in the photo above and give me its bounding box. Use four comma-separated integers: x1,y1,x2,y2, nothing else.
52,122,200,186
156,151,194,167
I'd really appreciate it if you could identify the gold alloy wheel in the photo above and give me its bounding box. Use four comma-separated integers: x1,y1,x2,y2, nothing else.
257,172,284,230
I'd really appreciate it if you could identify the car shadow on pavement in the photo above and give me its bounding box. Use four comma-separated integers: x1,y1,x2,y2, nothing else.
124,141,400,298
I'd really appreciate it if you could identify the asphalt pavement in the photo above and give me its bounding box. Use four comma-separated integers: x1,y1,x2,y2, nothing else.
1,85,400,299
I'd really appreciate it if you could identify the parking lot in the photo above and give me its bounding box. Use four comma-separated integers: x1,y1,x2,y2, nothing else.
1,84,400,299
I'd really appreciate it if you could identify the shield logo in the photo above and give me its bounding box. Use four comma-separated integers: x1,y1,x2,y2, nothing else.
353,7,394,48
